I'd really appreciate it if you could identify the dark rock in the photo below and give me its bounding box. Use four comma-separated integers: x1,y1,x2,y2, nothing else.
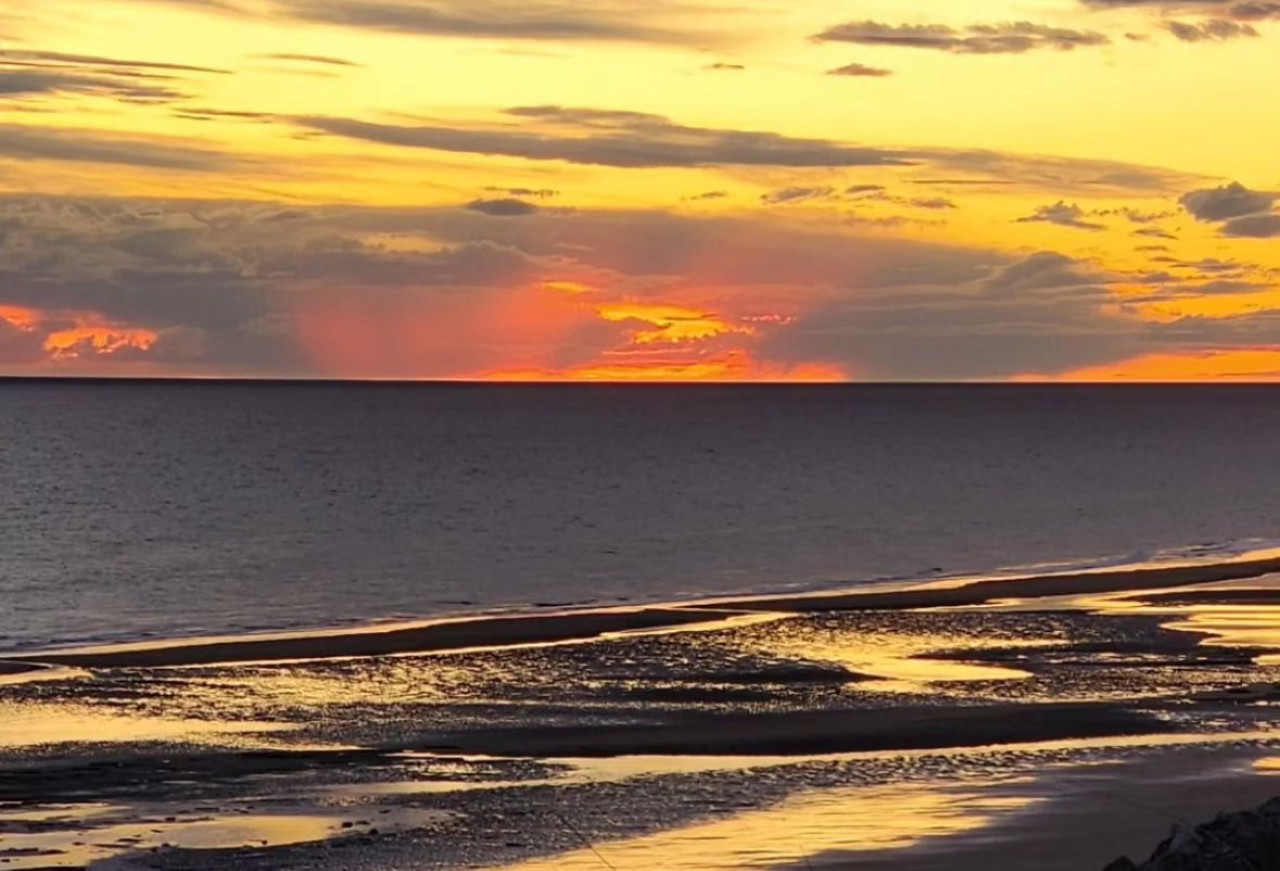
1104,859,1139,871
1105,797,1280,870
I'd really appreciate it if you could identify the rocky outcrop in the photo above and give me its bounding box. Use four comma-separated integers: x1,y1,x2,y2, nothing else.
1105,797,1280,870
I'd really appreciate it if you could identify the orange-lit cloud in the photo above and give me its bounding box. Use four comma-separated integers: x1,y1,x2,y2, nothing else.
0,304,158,368
1022,350,1280,382
596,302,742,344
488,351,847,383
294,278,840,381
0,306,41,330
44,325,158,358
3,0,1280,381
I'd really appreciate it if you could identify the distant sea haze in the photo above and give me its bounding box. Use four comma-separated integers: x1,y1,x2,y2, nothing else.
4,382,1280,651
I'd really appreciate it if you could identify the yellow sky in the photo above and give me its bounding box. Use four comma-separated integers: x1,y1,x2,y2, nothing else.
1,0,1278,380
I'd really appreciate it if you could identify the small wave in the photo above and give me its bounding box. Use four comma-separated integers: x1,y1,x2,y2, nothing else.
982,537,1280,581
8,537,1280,660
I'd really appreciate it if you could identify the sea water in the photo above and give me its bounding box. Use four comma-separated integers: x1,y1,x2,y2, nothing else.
4,382,1280,651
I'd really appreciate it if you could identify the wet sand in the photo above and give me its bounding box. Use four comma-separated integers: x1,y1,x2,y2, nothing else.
826,750,1280,871
409,701,1172,758
3,564,1280,870
0,662,45,677
1130,588,1280,606
489,747,1280,871
25,606,751,669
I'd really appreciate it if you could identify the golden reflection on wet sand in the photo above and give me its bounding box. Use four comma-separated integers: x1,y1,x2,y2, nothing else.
1164,606,1280,664
488,745,1280,871
372,731,1280,803
552,731,1280,783
1085,575,1280,664
0,665,89,687
743,627,1036,689
0,803,452,870
491,780,1038,871
0,702,292,749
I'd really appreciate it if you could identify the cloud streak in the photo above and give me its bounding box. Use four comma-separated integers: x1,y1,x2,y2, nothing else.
295,106,1196,193
299,109,919,168
0,68,189,103
0,124,235,170
813,20,1110,53
270,0,721,45
827,62,893,77
1017,201,1107,230
1166,18,1259,38
0,49,230,75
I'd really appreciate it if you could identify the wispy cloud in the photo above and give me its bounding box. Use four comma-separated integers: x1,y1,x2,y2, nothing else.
0,49,230,75
1017,201,1107,230
298,108,920,168
0,49,229,107
813,20,1110,54
270,0,726,46
0,124,236,170
827,62,892,77
1166,17,1258,38
294,106,1197,194
464,197,540,216
252,52,363,67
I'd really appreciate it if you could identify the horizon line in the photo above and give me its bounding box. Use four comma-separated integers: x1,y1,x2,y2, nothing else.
5,375,1280,388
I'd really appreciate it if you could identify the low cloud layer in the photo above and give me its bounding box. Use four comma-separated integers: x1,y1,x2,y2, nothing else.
1,193,1277,381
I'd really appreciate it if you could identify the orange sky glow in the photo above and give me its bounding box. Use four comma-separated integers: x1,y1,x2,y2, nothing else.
0,0,1277,381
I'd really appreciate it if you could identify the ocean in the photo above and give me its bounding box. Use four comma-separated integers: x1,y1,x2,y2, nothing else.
4,381,1280,652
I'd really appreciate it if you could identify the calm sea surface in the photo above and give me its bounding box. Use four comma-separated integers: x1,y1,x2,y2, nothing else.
3,382,1280,651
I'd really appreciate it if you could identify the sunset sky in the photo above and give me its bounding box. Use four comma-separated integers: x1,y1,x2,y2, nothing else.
1,0,1278,381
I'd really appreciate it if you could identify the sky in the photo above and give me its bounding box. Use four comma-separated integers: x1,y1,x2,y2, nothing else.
1,0,1278,381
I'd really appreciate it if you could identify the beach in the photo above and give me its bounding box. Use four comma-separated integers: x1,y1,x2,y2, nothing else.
3,0,1280,857
2,557,1278,870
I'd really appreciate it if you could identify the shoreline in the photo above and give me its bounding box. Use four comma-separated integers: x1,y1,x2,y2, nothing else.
4,564,1279,871
22,606,756,670
15,550,1280,670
